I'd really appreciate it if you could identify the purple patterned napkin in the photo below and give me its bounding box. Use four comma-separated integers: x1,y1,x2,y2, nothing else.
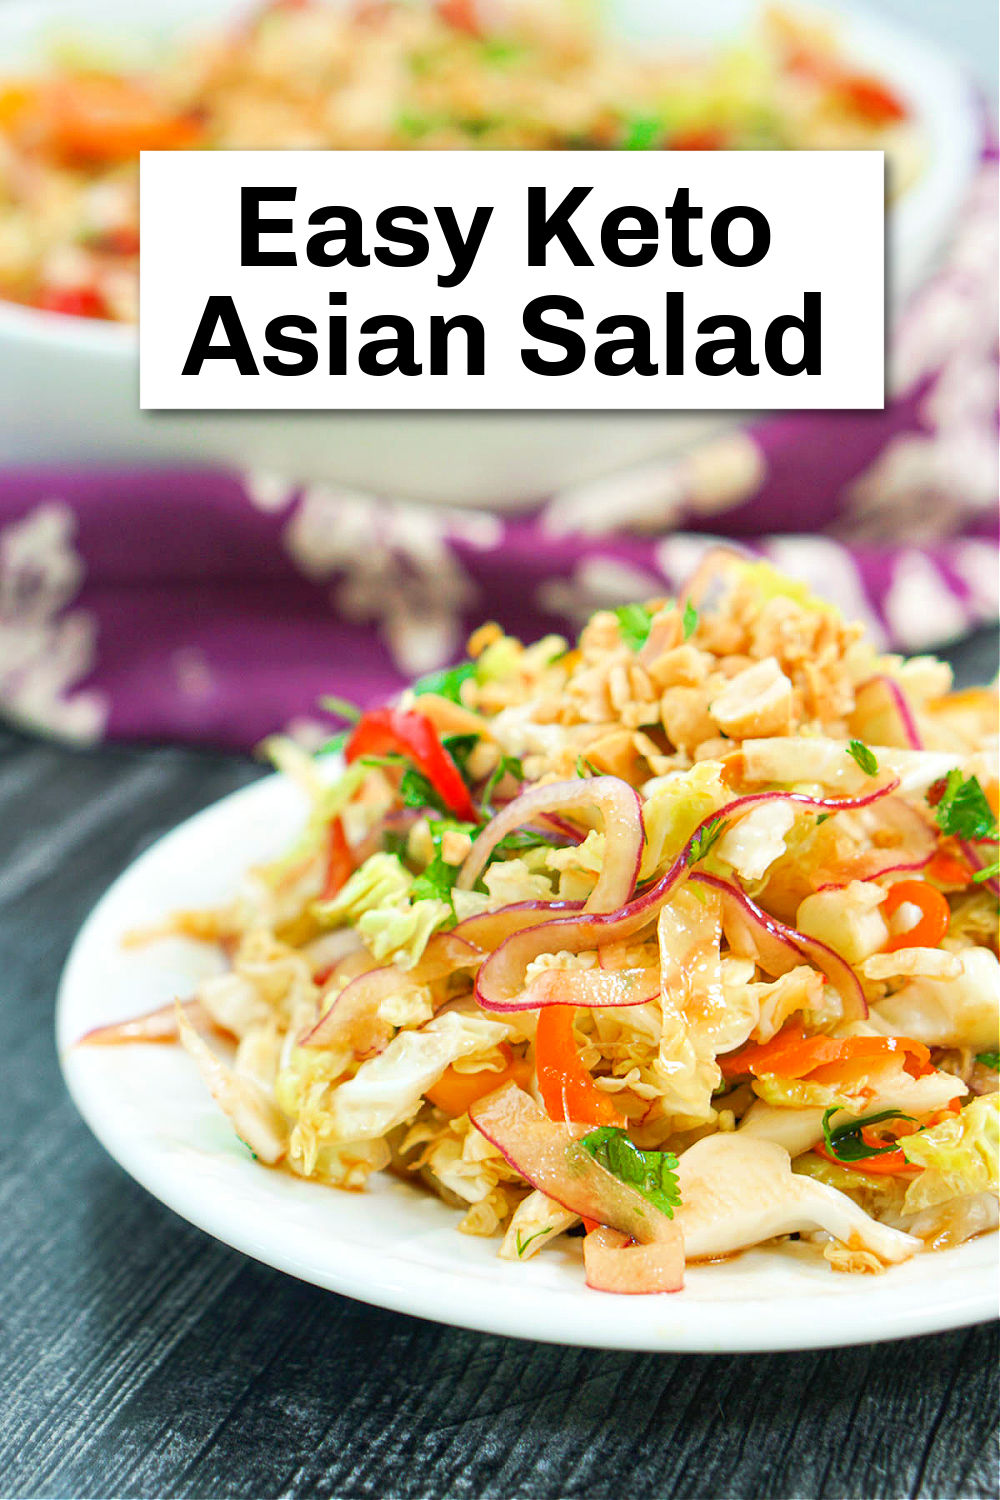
0,165,995,752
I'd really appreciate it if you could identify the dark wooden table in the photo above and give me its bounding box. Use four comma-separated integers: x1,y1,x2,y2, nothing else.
3,628,998,1500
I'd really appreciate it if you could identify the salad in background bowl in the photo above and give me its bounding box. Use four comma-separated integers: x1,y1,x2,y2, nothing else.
0,0,981,502
0,0,921,323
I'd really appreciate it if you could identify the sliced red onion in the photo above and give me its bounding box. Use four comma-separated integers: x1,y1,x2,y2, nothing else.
855,676,923,750
474,783,897,1013
458,777,644,914
469,1082,678,1246
303,932,481,1053
583,1225,684,1295
453,900,583,953
519,965,660,1012
812,795,936,889
690,872,868,1021
540,812,587,843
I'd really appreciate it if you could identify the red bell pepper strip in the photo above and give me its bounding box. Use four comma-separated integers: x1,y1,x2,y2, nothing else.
35,284,107,319
322,816,354,900
345,707,478,821
535,1006,625,1128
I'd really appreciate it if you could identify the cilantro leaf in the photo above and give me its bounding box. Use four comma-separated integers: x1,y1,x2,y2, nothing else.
846,740,879,777
318,730,349,755
413,662,477,705
576,755,602,779
615,603,653,652
399,766,449,815
621,114,665,150
976,1051,1000,1071
580,1126,681,1218
931,770,999,845
442,733,479,778
483,752,525,812
319,694,362,724
820,1107,913,1164
409,818,476,911
410,856,460,907
682,599,699,640
686,816,728,866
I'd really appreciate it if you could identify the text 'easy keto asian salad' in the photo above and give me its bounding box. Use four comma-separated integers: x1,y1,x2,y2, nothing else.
83,555,999,1294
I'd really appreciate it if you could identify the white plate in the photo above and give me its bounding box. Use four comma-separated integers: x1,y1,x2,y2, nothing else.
57,772,998,1350
0,0,982,502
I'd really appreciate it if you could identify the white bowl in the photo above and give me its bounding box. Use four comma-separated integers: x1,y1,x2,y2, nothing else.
0,0,981,505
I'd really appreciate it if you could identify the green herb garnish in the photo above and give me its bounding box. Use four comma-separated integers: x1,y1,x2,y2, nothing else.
576,755,602,779
399,767,449,815
319,694,362,724
686,816,727,866
514,1226,553,1257
820,1108,913,1164
409,818,477,912
615,602,653,652
579,1126,681,1218
482,753,525,812
846,740,879,777
442,733,479,779
973,859,1000,885
976,1052,1000,1072
318,730,350,755
621,114,665,150
480,37,525,64
682,599,699,640
930,770,999,845
413,662,477,705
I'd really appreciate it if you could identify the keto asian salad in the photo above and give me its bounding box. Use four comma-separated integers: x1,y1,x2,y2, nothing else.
83,556,999,1295
0,1,918,322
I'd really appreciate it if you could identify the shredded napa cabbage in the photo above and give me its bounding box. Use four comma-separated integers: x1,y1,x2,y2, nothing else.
314,851,451,967
640,762,729,879
315,1011,511,1144
901,1094,999,1213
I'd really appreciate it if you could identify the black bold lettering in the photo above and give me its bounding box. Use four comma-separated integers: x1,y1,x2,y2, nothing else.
181,296,258,375
521,295,586,373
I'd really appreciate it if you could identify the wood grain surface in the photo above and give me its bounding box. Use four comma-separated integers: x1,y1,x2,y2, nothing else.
2,627,998,1500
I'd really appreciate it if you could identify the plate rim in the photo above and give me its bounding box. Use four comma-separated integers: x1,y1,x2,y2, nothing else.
57,772,999,1352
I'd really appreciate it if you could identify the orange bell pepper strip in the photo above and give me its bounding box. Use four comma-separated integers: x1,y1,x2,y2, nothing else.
345,707,479,822
426,1044,532,1116
836,74,907,125
815,1113,923,1176
669,126,726,150
435,0,481,34
535,1006,625,1128
719,1025,932,1082
814,1138,919,1176
41,75,203,164
782,46,906,125
882,880,950,953
321,816,354,900
718,1026,844,1081
924,850,972,889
